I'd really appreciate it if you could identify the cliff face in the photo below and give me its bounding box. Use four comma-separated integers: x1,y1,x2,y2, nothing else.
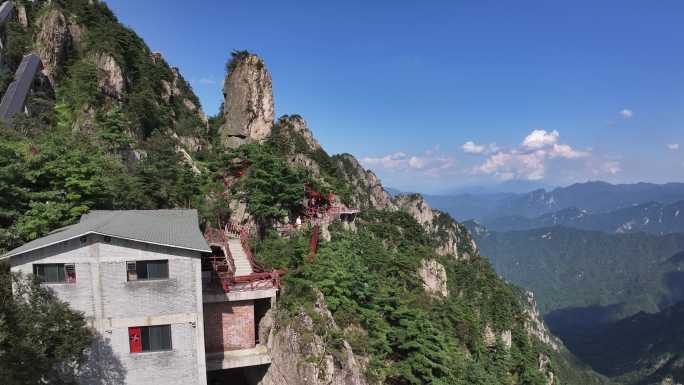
91,52,124,100
5,1,209,151
35,8,70,87
220,52,274,148
258,293,367,385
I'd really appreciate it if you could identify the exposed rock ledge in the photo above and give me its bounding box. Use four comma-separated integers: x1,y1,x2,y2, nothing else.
419,259,448,298
257,292,367,385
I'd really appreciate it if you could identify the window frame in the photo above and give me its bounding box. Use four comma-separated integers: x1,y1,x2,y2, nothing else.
126,260,169,282
33,263,76,284
129,325,173,353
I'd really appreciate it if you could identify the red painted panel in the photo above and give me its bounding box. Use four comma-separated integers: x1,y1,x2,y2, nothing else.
129,327,142,353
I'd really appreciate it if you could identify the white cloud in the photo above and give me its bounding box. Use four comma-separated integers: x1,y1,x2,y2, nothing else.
408,156,426,169
361,152,407,170
522,129,560,149
549,143,590,159
475,129,589,181
620,109,633,119
667,143,680,151
462,141,485,154
361,148,458,177
462,141,499,155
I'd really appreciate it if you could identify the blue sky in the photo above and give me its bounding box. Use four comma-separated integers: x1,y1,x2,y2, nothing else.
108,0,683,194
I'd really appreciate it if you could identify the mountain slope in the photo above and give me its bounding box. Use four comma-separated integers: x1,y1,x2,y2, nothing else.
0,2,609,384
565,301,684,385
465,223,684,319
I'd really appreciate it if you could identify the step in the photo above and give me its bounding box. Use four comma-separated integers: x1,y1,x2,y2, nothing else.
227,239,253,276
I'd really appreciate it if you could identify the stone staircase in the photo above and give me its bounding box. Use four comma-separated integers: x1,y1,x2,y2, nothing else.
227,238,253,277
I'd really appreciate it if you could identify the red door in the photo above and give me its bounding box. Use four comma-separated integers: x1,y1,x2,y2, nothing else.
129,327,142,353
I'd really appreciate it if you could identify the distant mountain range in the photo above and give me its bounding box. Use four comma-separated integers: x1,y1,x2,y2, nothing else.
426,181,684,222
456,181,684,385
483,200,684,235
464,222,684,319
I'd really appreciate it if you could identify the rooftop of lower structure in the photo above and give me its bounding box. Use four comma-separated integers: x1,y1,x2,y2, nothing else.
3,209,211,259
206,344,271,371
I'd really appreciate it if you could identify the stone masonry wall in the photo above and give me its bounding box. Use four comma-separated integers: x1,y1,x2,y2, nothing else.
9,235,208,385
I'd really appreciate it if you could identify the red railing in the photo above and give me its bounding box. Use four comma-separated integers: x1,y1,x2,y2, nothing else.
204,225,283,293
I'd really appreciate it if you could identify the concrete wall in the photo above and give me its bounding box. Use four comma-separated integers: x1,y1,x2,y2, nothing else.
204,300,255,353
10,235,208,385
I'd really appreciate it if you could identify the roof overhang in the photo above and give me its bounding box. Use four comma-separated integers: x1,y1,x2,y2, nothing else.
1,231,211,261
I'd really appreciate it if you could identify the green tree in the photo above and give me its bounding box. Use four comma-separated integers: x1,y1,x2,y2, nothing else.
0,267,93,384
222,144,308,232
134,133,201,209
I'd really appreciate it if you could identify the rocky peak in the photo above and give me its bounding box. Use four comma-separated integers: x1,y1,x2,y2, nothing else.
220,51,274,148
35,8,70,87
277,114,322,152
393,193,469,258
334,153,396,210
393,193,434,226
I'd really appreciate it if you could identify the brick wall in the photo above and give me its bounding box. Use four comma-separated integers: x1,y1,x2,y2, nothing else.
203,300,255,352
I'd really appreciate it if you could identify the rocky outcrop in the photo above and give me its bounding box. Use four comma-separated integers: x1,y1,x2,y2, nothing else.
334,154,395,210
524,291,559,351
278,115,322,152
288,153,322,177
418,259,448,297
393,194,466,258
483,325,512,349
394,194,434,226
270,115,324,176
220,52,274,148
35,9,70,86
258,292,367,385
538,353,555,385
91,53,124,100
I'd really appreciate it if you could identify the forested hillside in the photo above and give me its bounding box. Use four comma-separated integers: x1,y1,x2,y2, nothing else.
466,221,684,385
0,1,611,384
465,223,684,318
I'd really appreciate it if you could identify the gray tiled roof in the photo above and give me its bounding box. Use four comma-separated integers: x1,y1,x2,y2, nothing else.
2,210,211,259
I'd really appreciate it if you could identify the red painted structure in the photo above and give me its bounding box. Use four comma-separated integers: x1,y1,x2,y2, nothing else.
203,226,284,293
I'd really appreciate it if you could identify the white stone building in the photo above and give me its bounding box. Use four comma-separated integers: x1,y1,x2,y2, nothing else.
2,209,281,385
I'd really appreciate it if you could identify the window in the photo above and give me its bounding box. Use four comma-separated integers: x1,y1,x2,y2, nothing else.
33,264,76,283
129,325,172,353
126,260,168,281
